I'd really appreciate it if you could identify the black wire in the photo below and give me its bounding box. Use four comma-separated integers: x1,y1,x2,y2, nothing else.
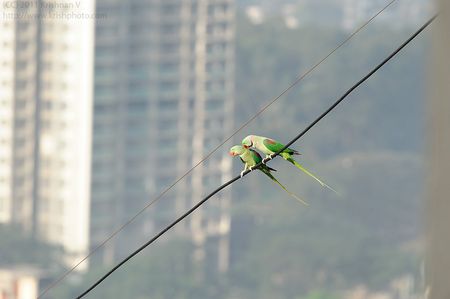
75,15,436,299
266,14,438,162
39,2,398,297
76,177,240,299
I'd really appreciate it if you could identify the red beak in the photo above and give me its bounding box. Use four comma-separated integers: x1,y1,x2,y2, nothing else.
243,145,249,149
229,152,235,156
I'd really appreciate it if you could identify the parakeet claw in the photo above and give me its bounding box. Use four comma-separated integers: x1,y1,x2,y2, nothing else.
249,166,256,171
262,157,270,164
240,170,245,178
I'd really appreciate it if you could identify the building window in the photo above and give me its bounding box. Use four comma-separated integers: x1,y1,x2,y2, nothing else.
206,100,224,111
158,99,178,111
161,4,179,15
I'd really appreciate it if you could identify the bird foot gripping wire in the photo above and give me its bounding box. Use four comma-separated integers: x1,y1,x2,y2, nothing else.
240,166,255,178
262,154,276,164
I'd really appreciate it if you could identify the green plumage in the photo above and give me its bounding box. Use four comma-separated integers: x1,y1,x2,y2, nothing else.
262,138,299,156
242,135,338,194
229,145,307,205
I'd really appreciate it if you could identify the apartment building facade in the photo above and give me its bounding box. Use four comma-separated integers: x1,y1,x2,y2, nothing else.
0,0,234,272
0,0,94,266
91,0,235,272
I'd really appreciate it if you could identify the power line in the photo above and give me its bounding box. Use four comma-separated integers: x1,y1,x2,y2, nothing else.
75,15,437,299
38,1,399,297
273,14,437,157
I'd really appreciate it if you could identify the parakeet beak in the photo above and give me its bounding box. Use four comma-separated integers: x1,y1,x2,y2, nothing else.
229,151,236,156
243,145,249,149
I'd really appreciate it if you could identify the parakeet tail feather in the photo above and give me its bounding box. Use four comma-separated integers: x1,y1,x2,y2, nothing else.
282,154,339,195
262,171,308,206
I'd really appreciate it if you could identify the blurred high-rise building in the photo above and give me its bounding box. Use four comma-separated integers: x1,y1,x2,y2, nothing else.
0,1,40,232
0,1,94,267
0,0,234,272
91,0,235,272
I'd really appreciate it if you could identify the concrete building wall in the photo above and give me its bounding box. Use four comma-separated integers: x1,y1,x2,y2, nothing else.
426,1,450,298
0,7,16,224
0,0,39,232
0,267,39,299
90,0,235,271
37,1,95,266
0,0,94,267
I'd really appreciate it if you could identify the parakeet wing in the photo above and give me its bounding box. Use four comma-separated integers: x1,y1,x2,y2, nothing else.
249,149,263,164
250,149,276,171
262,138,285,153
262,165,277,172
263,138,299,155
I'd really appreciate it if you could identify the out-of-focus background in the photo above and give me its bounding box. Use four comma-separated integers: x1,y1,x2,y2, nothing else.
0,0,436,298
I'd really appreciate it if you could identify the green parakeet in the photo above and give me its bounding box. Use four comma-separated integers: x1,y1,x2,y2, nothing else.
229,145,307,205
242,135,337,194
